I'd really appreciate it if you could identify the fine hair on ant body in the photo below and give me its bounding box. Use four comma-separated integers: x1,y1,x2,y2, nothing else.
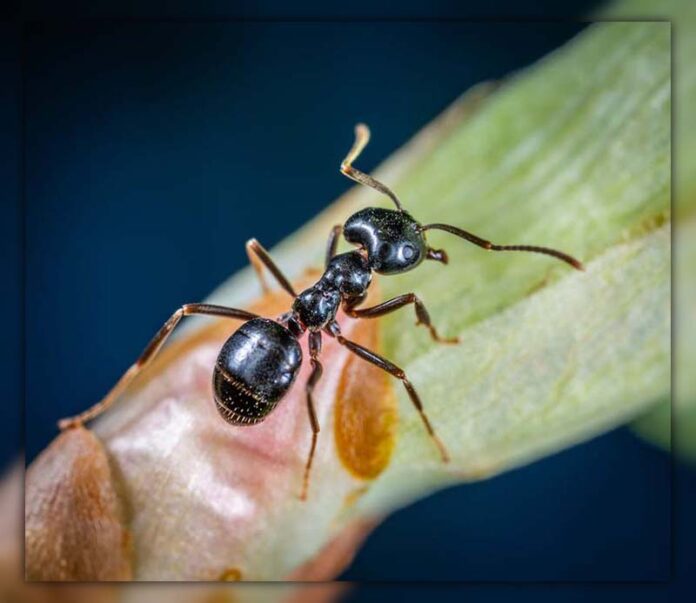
59,124,583,500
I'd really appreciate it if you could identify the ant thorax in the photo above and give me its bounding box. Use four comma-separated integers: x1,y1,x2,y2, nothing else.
291,251,371,331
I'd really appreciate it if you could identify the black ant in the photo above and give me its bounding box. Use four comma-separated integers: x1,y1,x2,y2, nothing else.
59,124,583,500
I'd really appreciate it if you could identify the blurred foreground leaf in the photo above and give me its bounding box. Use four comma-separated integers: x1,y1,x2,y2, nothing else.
26,21,670,581
607,0,694,459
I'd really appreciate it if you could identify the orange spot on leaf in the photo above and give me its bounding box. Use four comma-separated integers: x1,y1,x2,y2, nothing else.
218,567,242,581
333,317,398,481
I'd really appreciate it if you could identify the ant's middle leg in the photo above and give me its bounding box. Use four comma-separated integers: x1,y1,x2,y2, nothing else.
246,238,297,298
325,224,342,267
300,331,323,500
345,293,459,344
331,327,450,463
58,303,258,430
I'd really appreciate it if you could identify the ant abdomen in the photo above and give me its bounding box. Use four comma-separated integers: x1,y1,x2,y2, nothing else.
213,318,302,425
343,207,427,274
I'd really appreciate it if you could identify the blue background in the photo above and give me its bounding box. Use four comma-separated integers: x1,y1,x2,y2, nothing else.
2,1,685,592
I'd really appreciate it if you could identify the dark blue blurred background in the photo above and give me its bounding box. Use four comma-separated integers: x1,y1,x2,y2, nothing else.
4,1,679,587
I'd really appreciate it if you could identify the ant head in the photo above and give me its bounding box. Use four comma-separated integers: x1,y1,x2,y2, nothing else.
339,124,583,276
343,207,427,274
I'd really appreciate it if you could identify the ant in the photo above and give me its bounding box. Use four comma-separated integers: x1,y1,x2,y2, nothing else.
59,124,583,500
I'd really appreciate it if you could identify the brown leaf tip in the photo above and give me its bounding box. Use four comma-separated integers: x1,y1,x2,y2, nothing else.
25,427,133,581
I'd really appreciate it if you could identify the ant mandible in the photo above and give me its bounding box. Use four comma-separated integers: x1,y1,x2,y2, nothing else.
59,124,583,500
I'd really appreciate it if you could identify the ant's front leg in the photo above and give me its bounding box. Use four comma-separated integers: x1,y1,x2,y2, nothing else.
246,238,297,298
344,293,459,344
325,224,342,267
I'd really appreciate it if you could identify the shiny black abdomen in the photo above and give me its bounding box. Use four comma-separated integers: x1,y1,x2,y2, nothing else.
213,318,302,425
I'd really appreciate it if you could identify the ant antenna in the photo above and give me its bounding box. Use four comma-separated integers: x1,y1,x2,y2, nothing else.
423,223,585,271
340,123,405,212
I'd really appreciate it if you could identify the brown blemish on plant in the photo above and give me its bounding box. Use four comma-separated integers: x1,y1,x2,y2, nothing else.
24,427,133,581
218,567,242,581
333,317,398,481
624,208,670,240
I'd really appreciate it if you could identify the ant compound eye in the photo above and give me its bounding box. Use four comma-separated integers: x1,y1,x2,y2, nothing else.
402,244,416,260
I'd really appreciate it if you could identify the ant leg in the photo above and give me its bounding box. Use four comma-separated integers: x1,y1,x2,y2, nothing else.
300,331,323,500
325,224,342,267
245,238,297,297
246,240,271,294
58,303,258,430
340,124,405,212
332,329,450,463
345,293,459,344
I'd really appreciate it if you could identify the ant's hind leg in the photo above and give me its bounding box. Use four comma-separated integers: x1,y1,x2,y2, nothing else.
300,331,324,500
58,303,258,430
246,238,297,298
346,293,459,344
333,330,450,463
